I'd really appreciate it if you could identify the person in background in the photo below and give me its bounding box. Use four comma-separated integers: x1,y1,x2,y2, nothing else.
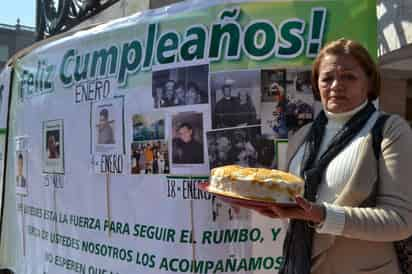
157,150,166,173
231,130,257,167
97,108,115,144
214,83,240,128
214,134,235,167
161,80,177,107
131,145,141,174
172,122,204,164
237,89,257,125
185,82,202,105
144,144,154,173
153,85,164,108
233,39,412,274
47,135,59,159
175,81,186,105
16,153,26,189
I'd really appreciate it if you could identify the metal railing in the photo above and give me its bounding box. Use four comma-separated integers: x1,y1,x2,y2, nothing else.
36,0,119,40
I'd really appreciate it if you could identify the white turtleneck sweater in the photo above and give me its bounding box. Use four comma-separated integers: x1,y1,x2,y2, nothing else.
289,101,379,235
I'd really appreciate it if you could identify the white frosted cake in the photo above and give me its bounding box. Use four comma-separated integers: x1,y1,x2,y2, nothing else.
209,165,304,203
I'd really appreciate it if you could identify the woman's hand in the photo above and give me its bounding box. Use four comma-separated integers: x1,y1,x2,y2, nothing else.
268,196,326,224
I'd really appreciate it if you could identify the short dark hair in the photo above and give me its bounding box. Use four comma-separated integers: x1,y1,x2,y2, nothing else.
165,79,176,87
177,122,193,132
100,108,109,119
311,39,380,101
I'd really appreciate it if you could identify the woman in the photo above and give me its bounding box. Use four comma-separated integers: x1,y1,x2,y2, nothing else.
185,82,202,105
174,81,186,105
239,39,412,274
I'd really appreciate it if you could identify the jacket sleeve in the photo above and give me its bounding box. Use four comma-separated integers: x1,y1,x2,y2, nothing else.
341,115,412,241
285,123,312,172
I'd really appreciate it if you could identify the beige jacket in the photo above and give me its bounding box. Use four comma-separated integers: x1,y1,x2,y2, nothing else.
286,114,412,274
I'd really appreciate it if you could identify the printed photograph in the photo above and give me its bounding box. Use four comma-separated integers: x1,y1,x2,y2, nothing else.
285,69,315,134
152,64,209,108
261,69,287,102
261,69,315,138
171,112,204,165
91,97,124,154
132,113,165,142
131,140,170,174
206,126,275,169
261,102,288,138
42,119,64,174
16,150,28,196
210,70,261,129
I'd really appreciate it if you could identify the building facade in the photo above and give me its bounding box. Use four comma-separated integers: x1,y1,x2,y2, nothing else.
378,0,412,125
0,21,36,72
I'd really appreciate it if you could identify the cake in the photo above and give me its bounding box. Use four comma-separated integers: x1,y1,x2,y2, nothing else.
209,165,304,203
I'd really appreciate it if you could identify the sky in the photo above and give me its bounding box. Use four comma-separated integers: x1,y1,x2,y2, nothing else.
1,0,35,27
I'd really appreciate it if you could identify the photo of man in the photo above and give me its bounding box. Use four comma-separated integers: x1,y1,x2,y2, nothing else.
43,119,65,174
97,108,115,144
172,112,204,165
214,83,240,128
91,97,124,155
16,151,28,196
210,70,261,129
161,80,177,107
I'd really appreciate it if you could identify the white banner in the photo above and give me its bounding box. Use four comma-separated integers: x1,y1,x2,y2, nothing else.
0,0,377,273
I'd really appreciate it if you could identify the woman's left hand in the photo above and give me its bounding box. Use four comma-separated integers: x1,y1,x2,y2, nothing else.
263,196,326,224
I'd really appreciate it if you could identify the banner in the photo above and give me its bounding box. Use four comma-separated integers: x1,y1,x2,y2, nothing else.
2,0,377,273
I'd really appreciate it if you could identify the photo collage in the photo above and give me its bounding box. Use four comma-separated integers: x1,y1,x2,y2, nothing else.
208,68,316,170
27,63,316,181
145,63,315,172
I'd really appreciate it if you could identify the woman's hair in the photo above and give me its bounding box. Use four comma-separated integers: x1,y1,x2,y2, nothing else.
311,39,380,101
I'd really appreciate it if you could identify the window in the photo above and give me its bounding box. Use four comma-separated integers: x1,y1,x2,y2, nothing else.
0,46,9,62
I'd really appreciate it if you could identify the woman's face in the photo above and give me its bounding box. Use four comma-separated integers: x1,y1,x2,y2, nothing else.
317,54,370,113
186,87,197,103
176,86,185,99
